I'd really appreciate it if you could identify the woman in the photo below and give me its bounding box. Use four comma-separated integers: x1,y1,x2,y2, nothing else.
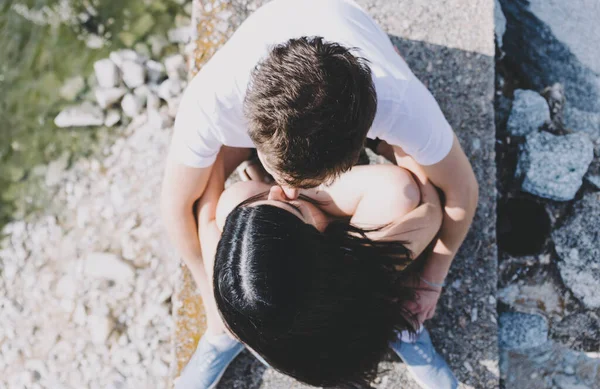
176,148,454,389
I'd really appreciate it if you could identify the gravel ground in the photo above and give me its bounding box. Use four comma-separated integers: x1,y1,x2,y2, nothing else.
0,116,179,389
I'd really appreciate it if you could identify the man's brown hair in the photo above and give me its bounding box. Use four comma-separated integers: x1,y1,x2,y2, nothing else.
244,36,377,187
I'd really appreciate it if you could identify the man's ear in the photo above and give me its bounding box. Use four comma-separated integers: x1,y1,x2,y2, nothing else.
280,185,300,200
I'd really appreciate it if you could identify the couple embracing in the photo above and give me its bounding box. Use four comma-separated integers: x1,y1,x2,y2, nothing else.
161,1,478,388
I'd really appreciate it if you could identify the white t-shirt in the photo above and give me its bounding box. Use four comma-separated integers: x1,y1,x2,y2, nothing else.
172,0,454,168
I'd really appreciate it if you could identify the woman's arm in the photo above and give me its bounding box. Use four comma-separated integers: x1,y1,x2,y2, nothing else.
359,177,443,258
302,164,443,258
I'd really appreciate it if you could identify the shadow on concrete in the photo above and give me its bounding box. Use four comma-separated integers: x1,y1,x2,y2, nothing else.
499,0,600,113
218,35,498,389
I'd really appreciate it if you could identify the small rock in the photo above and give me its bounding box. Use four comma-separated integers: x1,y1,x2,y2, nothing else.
146,60,166,83
133,42,151,59
109,49,143,68
85,34,105,49
45,152,71,187
507,89,550,136
498,282,564,315
94,87,127,109
147,93,161,110
84,252,135,282
59,76,86,101
167,96,182,118
87,314,115,344
55,275,77,299
164,54,187,80
494,0,506,48
134,84,151,98
499,312,548,350
121,93,145,118
147,108,173,129
471,307,478,322
585,174,600,190
167,27,191,44
130,13,155,39
183,2,193,16
118,31,137,48
147,34,169,58
175,14,191,28
94,59,119,88
553,193,600,308
121,60,146,89
463,361,474,372
157,78,184,101
54,102,105,128
104,110,121,127
110,185,125,207
516,131,594,201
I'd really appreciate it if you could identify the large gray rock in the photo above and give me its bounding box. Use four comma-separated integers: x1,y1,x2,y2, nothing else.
552,193,600,308
499,312,548,350
516,131,594,200
499,0,600,113
506,89,550,136
564,107,600,143
54,102,105,128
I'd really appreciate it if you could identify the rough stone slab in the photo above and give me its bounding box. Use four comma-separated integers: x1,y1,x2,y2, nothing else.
499,312,549,350
499,0,600,113
506,89,550,136
501,341,600,389
552,193,600,309
173,1,498,388
516,131,594,201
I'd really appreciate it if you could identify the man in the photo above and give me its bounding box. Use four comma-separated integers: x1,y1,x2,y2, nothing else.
161,0,478,388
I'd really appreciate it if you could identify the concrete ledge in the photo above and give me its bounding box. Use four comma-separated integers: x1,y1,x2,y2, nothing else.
173,1,498,388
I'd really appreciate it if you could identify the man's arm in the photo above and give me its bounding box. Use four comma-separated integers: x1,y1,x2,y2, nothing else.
160,153,213,285
393,134,479,319
160,146,252,284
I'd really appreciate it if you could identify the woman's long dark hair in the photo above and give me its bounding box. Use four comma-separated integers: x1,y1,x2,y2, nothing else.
213,196,420,389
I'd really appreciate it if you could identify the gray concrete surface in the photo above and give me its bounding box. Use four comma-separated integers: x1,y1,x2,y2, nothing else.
181,1,499,388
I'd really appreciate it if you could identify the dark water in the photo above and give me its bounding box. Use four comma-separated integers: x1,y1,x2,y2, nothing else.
0,0,183,226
